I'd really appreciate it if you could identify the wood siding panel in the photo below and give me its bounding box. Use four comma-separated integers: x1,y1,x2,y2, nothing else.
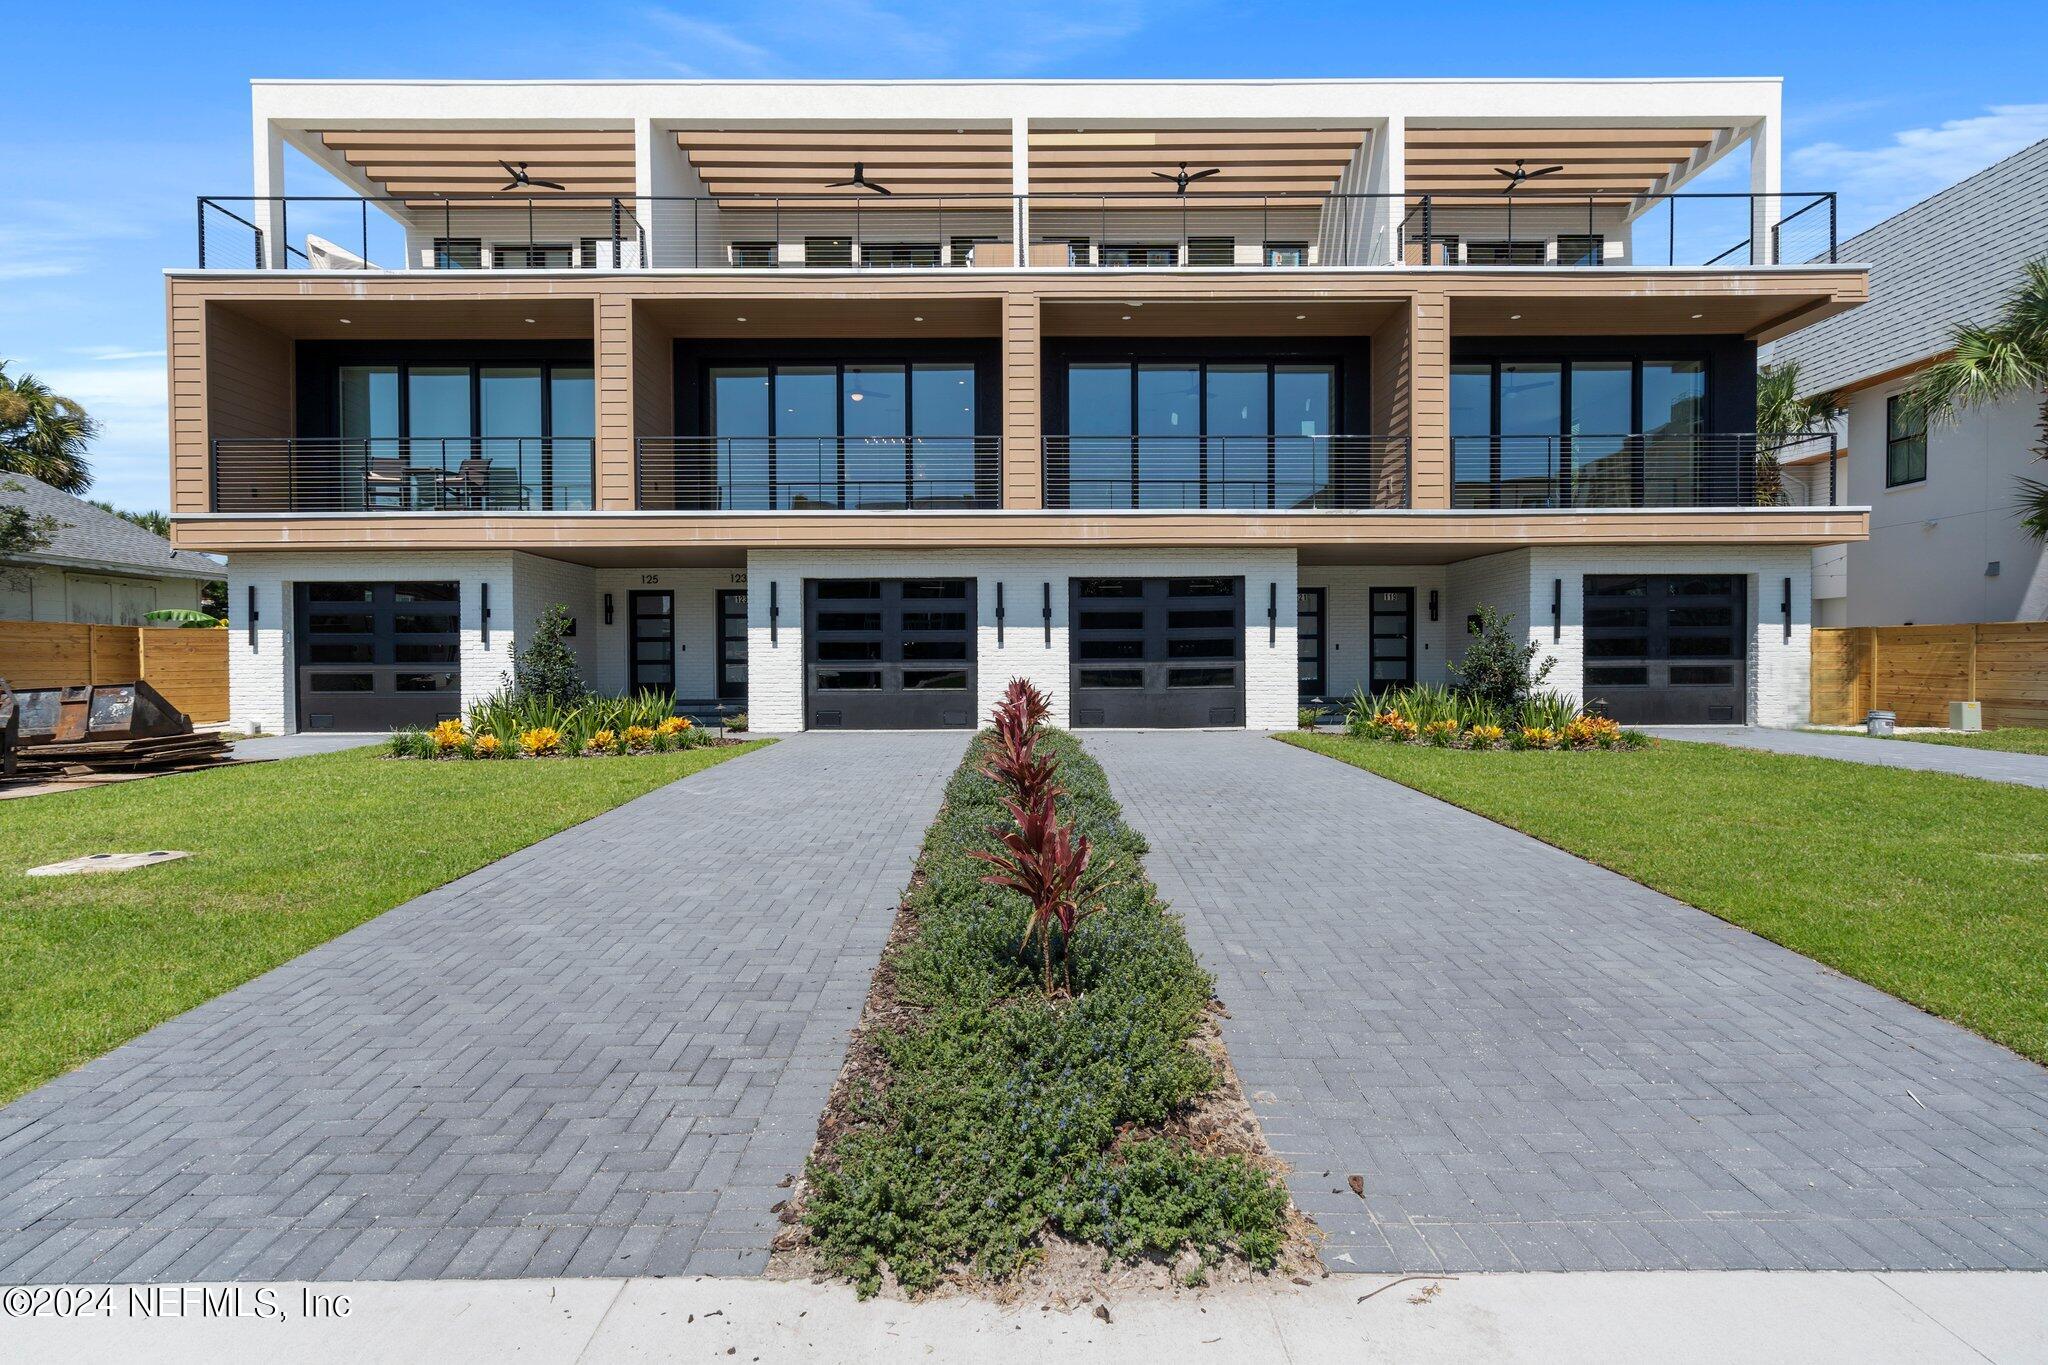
1002,292,1042,509
1369,303,1413,508
595,296,635,509
1408,292,1450,508
189,303,293,516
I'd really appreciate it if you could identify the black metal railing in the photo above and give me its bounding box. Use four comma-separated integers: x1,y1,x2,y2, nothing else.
1448,431,1839,510
194,190,1837,270
634,435,1003,510
1042,435,1408,510
209,437,594,512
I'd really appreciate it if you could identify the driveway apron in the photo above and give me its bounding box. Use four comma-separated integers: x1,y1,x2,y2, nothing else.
0,732,961,1284
1086,730,2048,1274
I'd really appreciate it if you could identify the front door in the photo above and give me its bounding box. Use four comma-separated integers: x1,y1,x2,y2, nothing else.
1298,587,1327,701
1369,588,1415,693
629,590,675,694
717,589,748,704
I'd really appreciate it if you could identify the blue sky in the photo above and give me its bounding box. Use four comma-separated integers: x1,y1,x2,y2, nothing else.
4,0,2045,512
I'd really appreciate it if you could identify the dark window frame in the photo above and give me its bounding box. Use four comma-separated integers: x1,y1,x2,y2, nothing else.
717,588,748,703
1886,393,1928,487
1297,586,1327,701
628,590,676,694
1368,586,1416,692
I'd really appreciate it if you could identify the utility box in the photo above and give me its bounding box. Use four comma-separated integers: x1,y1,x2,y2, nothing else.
1949,700,1983,732
1866,710,1896,737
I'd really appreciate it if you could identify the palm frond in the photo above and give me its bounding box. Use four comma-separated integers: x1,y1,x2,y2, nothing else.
1905,326,2047,424
2018,475,2048,543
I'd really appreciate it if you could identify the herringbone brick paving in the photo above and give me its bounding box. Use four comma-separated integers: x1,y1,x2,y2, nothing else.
1085,730,2048,1273
0,732,961,1283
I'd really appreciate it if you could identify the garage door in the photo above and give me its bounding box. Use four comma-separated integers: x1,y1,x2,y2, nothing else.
804,579,977,729
1583,575,1746,724
295,581,462,731
1070,576,1245,728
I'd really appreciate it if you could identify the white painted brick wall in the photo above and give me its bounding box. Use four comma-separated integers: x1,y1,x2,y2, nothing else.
511,552,598,682
744,549,1298,732
225,552,521,735
588,566,745,698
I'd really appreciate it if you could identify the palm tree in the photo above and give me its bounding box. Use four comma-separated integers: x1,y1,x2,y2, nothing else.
0,361,97,493
1904,258,2048,538
1754,361,1840,504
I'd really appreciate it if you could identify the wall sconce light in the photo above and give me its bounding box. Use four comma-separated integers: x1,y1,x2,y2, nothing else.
1551,579,1561,641
1782,577,1793,643
995,582,1006,645
1428,589,1440,622
1042,583,1052,646
770,581,780,644
247,584,258,648
481,582,492,648
603,592,614,625
1268,582,1278,645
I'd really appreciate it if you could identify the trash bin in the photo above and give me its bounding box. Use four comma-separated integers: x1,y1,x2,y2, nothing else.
1866,710,1896,737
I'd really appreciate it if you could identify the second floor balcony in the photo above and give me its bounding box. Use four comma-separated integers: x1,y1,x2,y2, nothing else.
210,437,594,513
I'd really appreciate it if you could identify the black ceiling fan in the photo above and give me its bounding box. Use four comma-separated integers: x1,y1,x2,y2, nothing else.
499,161,566,192
1496,159,1564,192
825,162,893,195
1153,161,1222,194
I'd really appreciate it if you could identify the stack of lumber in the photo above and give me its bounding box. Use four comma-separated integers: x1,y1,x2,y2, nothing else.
13,731,231,775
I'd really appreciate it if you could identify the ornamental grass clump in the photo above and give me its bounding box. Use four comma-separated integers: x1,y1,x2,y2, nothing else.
801,689,1290,1298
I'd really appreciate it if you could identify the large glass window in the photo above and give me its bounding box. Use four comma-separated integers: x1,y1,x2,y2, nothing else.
707,362,982,509
332,360,591,511
1060,360,1338,509
1886,393,1927,487
1569,361,1633,506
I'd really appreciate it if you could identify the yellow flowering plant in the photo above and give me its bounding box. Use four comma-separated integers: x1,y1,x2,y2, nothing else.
519,726,563,756
1517,726,1562,751
656,715,692,735
472,734,505,758
430,718,467,754
1469,723,1505,748
623,725,656,749
590,728,619,754
1564,714,1624,749
1421,718,1461,746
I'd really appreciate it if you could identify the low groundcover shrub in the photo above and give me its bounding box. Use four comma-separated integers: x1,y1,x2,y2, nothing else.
387,691,709,760
1346,683,1647,752
800,721,1289,1297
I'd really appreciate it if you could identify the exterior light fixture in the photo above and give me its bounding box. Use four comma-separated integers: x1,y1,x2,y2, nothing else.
1551,579,1562,641
769,581,780,643
1691,312,1704,320
1295,314,1307,320
524,316,536,323
913,315,924,322
337,317,352,324
1121,314,1132,320
247,585,258,648
1428,589,1439,622
996,582,1006,644
1508,313,1521,320
1781,577,1792,642
481,582,492,648
1042,583,1052,645
735,316,747,322
603,592,614,625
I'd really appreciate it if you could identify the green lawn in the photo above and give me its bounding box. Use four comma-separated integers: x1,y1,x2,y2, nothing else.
0,742,766,1103
1278,732,2048,1064
1882,728,2048,756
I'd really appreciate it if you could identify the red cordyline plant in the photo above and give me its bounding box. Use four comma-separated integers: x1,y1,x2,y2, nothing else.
981,680,1062,808
1002,677,1052,729
969,792,1107,996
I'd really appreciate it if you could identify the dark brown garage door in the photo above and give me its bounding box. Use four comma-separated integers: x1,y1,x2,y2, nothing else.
1069,576,1245,728
295,581,462,731
804,579,977,729
1583,574,1746,724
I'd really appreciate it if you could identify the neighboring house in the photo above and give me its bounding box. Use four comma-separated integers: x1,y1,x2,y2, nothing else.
172,77,1869,733
1768,138,2048,627
0,473,221,624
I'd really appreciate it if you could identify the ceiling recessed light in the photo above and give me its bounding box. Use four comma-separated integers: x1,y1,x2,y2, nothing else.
735,316,747,322
337,317,352,324
1691,312,1704,320
913,315,924,322
849,392,864,402
1121,314,1132,321
1509,313,1521,320
1295,314,1307,320
523,317,536,324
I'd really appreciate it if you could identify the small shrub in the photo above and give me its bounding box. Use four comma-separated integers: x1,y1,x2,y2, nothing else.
656,715,691,736
1468,723,1505,749
387,728,432,759
1516,725,1562,751
473,733,506,758
517,726,562,756
1297,705,1323,730
1451,605,1554,712
512,603,587,707
1421,718,1461,747
1519,689,1581,732
623,725,656,750
430,718,467,754
589,727,620,755
725,711,749,733
1564,714,1623,749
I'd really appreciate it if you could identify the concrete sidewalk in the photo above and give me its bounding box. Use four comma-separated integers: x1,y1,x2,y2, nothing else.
2,1272,2042,1363
1642,726,2048,790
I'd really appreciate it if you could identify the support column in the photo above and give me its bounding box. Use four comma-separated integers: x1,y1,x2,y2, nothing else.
595,295,638,510
1749,108,1781,265
252,122,286,268
1011,114,1031,266
1002,291,1043,509
1404,290,1452,508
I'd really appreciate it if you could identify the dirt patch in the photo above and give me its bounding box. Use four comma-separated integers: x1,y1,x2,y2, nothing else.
766,862,1323,1304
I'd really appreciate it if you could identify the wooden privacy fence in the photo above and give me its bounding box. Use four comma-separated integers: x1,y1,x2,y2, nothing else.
0,621,229,724
1812,621,2048,728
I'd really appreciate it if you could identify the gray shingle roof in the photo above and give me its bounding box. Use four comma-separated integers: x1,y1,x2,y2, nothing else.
1767,139,2048,395
0,474,222,580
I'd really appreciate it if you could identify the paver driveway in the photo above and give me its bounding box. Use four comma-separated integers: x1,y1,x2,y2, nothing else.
1087,730,2048,1273
0,732,961,1284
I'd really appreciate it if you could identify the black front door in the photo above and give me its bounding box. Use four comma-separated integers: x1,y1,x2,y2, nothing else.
717,589,748,704
629,590,675,694
1584,575,1747,724
1069,576,1245,728
1369,588,1415,693
1298,587,1327,701
294,581,460,731
804,579,976,729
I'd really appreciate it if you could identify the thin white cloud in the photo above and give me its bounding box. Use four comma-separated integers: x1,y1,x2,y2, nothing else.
67,346,167,363
1793,103,2048,231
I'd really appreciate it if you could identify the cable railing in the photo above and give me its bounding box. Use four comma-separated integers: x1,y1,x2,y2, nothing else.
194,191,1837,270
635,436,1003,510
209,437,594,513
1042,435,1409,510
1448,431,1840,510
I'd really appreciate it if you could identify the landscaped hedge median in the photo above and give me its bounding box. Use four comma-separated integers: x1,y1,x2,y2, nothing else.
791,727,1294,1298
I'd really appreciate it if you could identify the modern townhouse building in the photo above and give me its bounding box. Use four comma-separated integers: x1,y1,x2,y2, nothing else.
1767,138,2048,629
170,77,1868,734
